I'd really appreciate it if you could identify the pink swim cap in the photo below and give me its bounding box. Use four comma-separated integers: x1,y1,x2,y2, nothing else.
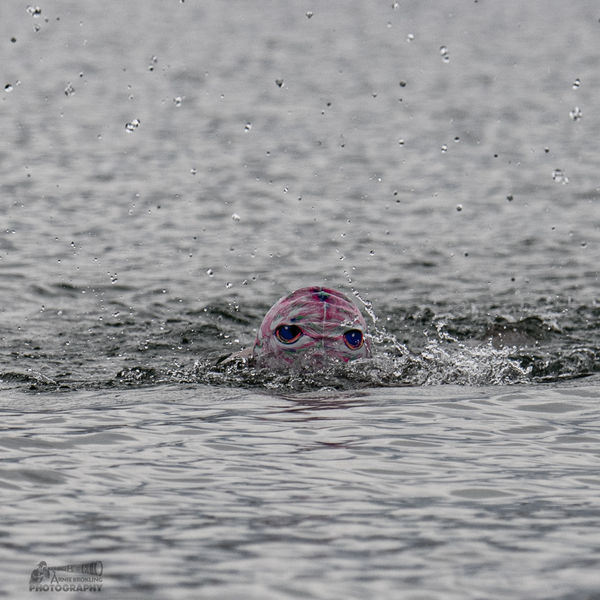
252,287,371,368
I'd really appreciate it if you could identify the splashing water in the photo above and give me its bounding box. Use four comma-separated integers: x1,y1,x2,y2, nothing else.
165,326,530,392
148,299,537,392
125,119,141,132
552,168,569,184
26,5,42,17
569,106,582,121
342,268,378,325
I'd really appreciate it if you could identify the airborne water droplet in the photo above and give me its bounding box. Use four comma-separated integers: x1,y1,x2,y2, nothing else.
26,5,42,17
125,119,141,132
569,106,582,121
407,33,415,42
305,11,313,18
173,96,183,107
441,144,448,152
244,122,252,132
64,83,75,97
231,213,241,222
275,79,284,88
552,169,569,184
572,78,581,89
456,204,463,211
206,268,214,277
440,45,449,62
4,83,13,92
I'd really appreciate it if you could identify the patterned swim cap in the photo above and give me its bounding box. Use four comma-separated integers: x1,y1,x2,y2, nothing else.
252,286,371,368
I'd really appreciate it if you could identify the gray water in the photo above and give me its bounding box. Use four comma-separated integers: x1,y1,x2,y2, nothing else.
1,1,599,598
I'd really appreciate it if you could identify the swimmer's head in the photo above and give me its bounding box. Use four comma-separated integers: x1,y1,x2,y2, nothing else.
252,286,371,368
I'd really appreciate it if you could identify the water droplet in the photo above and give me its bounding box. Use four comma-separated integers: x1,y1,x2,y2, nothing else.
26,5,42,17
407,33,415,42
206,268,214,277
148,56,158,71
275,79,284,88
369,250,375,255
173,96,183,107
125,119,141,132
456,204,463,211
231,213,241,222
454,136,460,143
569,106,582,121
392,2,399,8
244,122,252,132
64,83,75,97
440,45,449,62
4,83,13,93
552,169,569,184
190,168,197,175
572,78,581,89
10,37,17,43
506,195,513,202
305,11,313,19
398,139,405,145
441,144,448,152
399,80,407,87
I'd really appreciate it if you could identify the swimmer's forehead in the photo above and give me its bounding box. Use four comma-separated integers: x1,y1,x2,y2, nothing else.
268,291,366,329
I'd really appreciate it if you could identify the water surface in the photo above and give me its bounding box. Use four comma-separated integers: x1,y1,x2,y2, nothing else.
1,1,599,598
